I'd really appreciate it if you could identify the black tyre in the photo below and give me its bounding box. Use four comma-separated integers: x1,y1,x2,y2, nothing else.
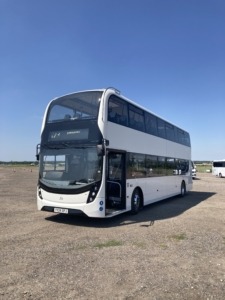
131,188,141,214
180,181,186,197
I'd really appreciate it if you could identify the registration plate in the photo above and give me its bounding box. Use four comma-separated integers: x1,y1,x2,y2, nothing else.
54,208,68,214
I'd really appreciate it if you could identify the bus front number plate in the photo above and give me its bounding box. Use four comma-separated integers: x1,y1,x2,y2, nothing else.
54,208,68,214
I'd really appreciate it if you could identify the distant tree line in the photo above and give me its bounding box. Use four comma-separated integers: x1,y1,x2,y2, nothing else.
0,161,38,165
194,161,212,165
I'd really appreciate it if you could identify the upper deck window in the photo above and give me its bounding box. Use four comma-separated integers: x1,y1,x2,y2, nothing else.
165,123,175,142
128,104,145,132
177,129,191,147
157,118,166,139
145,112,158,136
108,96,128,126
47,91,103,123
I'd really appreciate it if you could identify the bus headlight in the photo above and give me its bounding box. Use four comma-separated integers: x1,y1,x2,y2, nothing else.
87,182,101,203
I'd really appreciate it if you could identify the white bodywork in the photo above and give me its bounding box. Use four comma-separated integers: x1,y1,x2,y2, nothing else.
212,159,225,178
37,88,192,218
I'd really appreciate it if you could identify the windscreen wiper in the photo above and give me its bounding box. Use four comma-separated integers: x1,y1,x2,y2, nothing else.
69,178,89,185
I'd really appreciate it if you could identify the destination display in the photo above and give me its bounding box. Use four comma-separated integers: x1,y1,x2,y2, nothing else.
48,129,89,141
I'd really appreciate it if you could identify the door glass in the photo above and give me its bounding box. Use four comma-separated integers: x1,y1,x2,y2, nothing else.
107,152,125,208
108,153,123,181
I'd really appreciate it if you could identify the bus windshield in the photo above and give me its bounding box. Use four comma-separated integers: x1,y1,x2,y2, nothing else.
47,91,103,123
39,146,102,190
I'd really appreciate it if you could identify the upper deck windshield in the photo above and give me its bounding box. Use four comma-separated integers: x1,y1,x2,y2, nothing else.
47,91,103,123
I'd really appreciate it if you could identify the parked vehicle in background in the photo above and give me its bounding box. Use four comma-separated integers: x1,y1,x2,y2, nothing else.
192,161,197,179
212,159,225,178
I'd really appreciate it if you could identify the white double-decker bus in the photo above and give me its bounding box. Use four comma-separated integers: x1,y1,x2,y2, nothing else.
37,87,192,218
212,160,225,178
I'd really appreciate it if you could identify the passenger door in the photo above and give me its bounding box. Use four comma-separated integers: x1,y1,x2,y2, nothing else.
106,152,126,209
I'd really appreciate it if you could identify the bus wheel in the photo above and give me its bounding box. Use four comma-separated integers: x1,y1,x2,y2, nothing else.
180,181,186,197
131,188,141,214
219,173,222,178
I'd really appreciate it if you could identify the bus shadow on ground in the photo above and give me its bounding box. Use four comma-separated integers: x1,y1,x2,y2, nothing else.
45,191,215,228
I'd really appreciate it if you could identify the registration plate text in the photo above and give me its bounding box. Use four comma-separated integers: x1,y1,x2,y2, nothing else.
54,208,68,214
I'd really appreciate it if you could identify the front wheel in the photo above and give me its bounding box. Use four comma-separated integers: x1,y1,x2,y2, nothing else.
131,189,141,214
180,181,186,197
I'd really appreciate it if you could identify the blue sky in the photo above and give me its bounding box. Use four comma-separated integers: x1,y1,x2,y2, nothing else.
0,0,225,161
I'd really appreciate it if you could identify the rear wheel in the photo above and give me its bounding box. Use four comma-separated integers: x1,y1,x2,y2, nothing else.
219,173,222,178
180,181,186,197
131,188,141,214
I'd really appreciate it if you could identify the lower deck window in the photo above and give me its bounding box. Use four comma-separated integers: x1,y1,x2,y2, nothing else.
127,153,189,179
